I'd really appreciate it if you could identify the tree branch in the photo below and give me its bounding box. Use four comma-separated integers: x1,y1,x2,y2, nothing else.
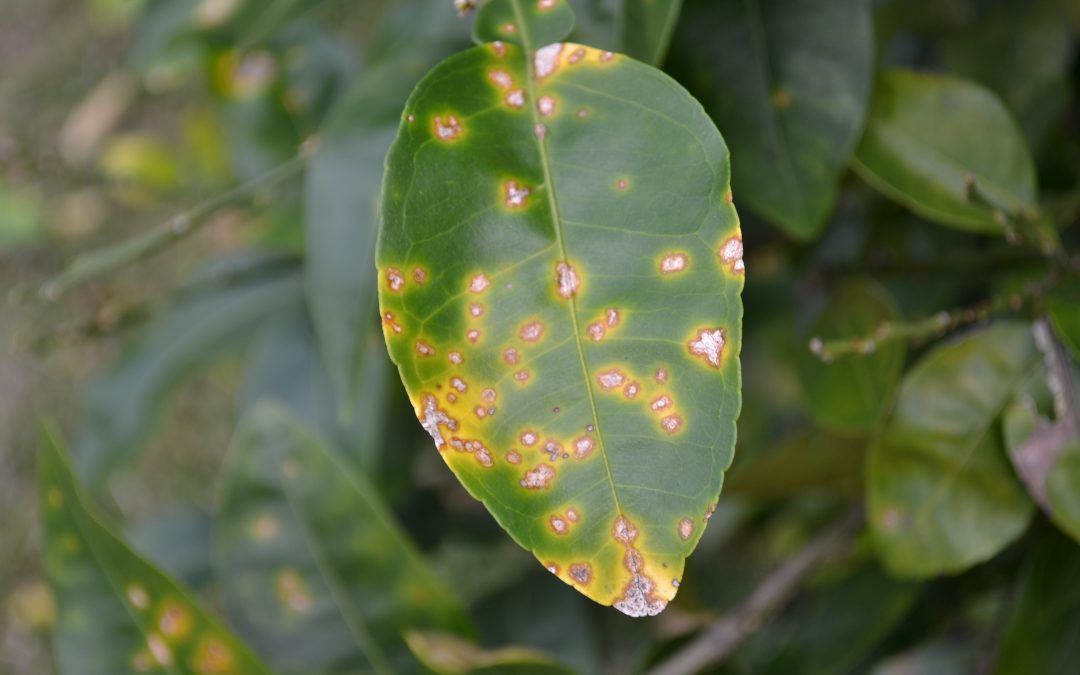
647,508,864,675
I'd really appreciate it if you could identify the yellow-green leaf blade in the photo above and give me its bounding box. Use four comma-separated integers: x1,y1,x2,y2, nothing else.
38,424,271,675
377,39,742,615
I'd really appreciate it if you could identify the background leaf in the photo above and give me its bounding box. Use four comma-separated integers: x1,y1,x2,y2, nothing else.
377,33,742,614
405,631,579,675
868,322,1038,577
852,70,1038,235
1046,442,1080,545
618,0,683,66
213,403,473,674
670,0,874,240
39,424,270,675
797,281,906,433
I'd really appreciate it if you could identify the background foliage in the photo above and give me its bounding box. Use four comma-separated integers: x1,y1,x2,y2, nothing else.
2,0,1080,673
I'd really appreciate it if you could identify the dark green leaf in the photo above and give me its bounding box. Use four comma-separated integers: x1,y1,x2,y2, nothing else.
473,0,576,48
1047,279,1080,361
378,31,742,614
798,281,905,433
1047,442,1080,545
868,322,1038,577
38,424,271,675
405,631,579,675
995,529,1080,675
618,0,683,66
213,403,473,674
73,260,303,484
303,0,470,417
870,642,974,675
671,0,874,240
853,70,1038,235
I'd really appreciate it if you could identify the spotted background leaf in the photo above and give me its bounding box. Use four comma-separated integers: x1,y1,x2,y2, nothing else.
213,403,473,674
868,323,1038,578
377,0,743,616
38,424,270,675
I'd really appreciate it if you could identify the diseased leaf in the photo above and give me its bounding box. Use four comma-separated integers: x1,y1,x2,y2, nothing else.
619,0,683,66
868,323,1038,578
377,0,742,615
996,529,1080,675
670,0,874,240
213,403,472,674
38,424,270,675
853,70,1038,235
405,631,578,675
798,281,906,433
474,0,576,47
304,0,470,417
73,258,303,485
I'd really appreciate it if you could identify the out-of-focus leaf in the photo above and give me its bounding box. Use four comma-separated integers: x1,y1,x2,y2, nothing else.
870,642,974,675
304,0,470,419
378,12,743,615
73,259,303,484
726,430,866,500
430,539,534,606
127,506,213,592
99,133,183,194
853,70,1038,236
236,0,333,49
405,631,579,675
741,563,919,675
474,0,576,46
619,0,683,66
938,0,1072,150
1047,442,1080,544
995,529,1080,675
868,323,1038,578
213,403,473,674
1047,279,1080,361
798,281,905,433
671,0,874,240
0,183,43,247
127,0,199,75
38,424,270,675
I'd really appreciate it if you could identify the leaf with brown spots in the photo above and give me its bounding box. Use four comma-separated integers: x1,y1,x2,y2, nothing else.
213,403,473,673
37,424,271,675
377,0,742,616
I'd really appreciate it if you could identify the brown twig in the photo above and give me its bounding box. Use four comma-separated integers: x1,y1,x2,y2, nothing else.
647,508,864,675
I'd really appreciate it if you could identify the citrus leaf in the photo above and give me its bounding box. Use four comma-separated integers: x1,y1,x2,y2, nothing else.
995,529,1080,675
377,5,743,615
304,0,470,417
1047,279,1080,361
1047,442,1080,544
670,0,874,240
852,70,1038,235
619,0,683,66
798,281,906,433
213,403,473,674
868,323,1038,578
38,424,271,675
473,0,576,47
405,631,579,675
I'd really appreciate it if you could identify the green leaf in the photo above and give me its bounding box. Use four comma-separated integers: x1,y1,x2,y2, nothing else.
995,529,1080,675
73,259,303,484
303,0,470,417
213,403,473,674
1047,279,1080,361
726,430,866,500
670,0,874,240
868,322,1038,578
798,281,906,433
852,70,1038,235
377,16,742,616
618,0,683,66
405,631,578,675
473,0,576,48
38,424,271,675
1047,442,1080,545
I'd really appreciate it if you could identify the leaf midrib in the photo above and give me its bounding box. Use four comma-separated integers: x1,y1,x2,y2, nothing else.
510,0,626,520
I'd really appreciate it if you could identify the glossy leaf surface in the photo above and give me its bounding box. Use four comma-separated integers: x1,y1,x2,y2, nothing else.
38,425,270,675
671,0,874,240
213,403,472,673
405,631,578,675
797,281,905,433
853,70,1038,235
868,323,1037,577
377,4,743,615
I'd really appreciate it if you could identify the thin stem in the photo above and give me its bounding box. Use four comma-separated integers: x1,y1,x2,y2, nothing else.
39,144,313,301
647,508,864,675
